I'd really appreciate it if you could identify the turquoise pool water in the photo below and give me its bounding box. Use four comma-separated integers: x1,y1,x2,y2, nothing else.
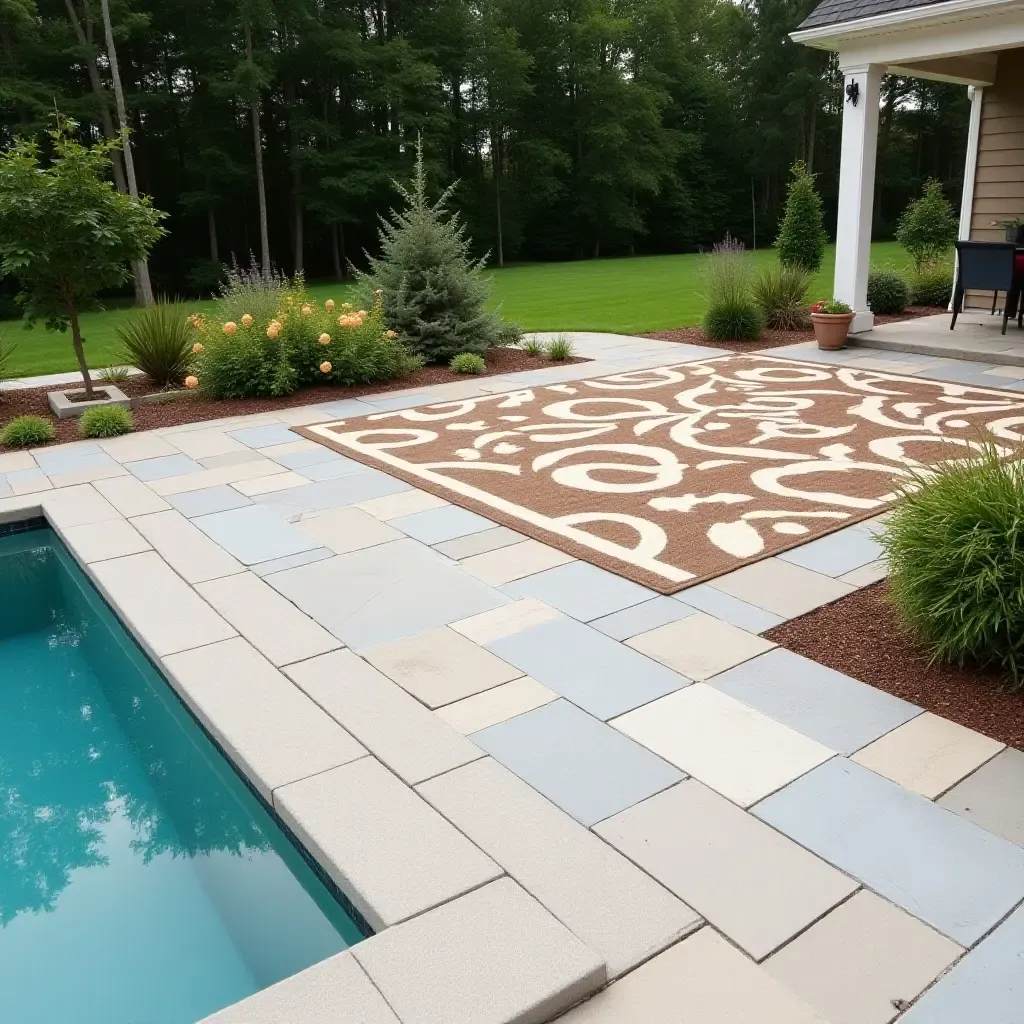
0,526,365,1024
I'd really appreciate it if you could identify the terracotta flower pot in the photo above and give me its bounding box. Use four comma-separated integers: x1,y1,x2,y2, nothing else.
811,311,855,351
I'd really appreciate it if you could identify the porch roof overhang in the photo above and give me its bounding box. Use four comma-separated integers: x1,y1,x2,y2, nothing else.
791,0,1024,84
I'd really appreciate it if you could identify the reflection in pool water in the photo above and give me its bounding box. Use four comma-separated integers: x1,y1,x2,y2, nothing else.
0,528,365,1024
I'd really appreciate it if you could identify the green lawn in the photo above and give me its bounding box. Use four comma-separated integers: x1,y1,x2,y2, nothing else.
0,242,912,378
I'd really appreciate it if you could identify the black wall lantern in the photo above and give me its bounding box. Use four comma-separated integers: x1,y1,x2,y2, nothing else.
845,80,860,106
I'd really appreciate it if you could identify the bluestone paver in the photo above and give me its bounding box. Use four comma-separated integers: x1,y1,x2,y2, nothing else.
418,757,700,977
764,891,962,1024
126,453,205,481
228,423,299,448
595,779,857,960
309,397,379,419
93,475,171,517
590,596,696,641
939,747,1024,845
256,471,410,517
285,650,483,784
275,757,502,931
485,616,689,720
167,485,253,518
5,468,51,495
471,699,683,825
273,447,355,470
131,509,245,583
294,506,402,554
233,470,310,495
249,546,335,577
460,538,575,585
435,677,559,734
502,561,655,622
351,878,606,1024
755,758,1024,945
709,649,921,755
673,582,785,633
709,557,855,617
777,525,885,577
390,504,496,544
300,459,372,482
353,487,448,521
433,525,524,559
97,433,179,463
193,504,323,564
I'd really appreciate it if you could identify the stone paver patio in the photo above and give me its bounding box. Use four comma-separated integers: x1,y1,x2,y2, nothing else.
2,330,1023,1023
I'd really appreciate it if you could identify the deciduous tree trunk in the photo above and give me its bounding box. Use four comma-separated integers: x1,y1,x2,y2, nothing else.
67,301,95,398
207,204,219,264
246,23,271,278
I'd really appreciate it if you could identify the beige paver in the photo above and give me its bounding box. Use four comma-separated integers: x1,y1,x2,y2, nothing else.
0,450,37,473
8,472,52,496
354,488,449,520
168,429,248,459
61,519,151,563
626,612,775,680
611,683,835,806
852,712,1004,799
47,464,128,488
558,927,827,1023
594,780,857,960
165,637,365,799
709,558,855,618
451,597,563,645
42,483,120,528
89,550,236,656
434,525,525,560
363,627,523,708
97,433,179,462
130,508,244,583
199,952,400,1024
147,459,284,496
257,438,320,458
418,758,700,977
195,571,341,667
764,891,962,1024
233,471,310,496
285,650,483,784
461,539,574,586
276,757,502,931
352,878,606,1024
436,676,558,733
93,474,171,517
294,506,403,554
839,558,888,587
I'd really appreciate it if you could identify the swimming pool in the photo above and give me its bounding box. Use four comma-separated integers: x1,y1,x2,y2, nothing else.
0,524,366,1023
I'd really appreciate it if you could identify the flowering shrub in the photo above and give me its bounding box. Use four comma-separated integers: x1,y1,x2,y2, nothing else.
810,299,852,315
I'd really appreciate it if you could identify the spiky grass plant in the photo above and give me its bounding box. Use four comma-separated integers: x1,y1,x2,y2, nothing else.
881,443,1024,688
752,263,810,330
546,335,575,360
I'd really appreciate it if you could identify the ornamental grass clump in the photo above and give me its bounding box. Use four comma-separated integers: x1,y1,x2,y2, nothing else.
79,404,132,438
882,443,1024,689
116,301,194,387
752,263,810,330
1,415,54,447
701,236,762,342
546,336,575,360
450,352,486,374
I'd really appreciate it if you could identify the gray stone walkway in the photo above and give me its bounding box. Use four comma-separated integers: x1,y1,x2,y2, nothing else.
2,331,1023,1024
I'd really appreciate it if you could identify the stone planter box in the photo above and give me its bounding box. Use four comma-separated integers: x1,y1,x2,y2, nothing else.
47,384,131,419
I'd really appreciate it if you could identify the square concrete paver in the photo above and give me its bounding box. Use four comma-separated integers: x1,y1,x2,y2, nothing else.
275,757,502,931
764,891,962,1024
433,525,524,560
285,650,483,785
502,561,655,622
626,613,775,680
362,627,523,708
233,471,310,496
126,453,205,481
131,509,244,584
352,878,605,1024
611,684,835,807
391,504,495,544
709,649,921,755
195,572,341,667
193,505,324,565
256,472,410,517
557,928,827,1024
595,779,857,960
755,758,1024,946
899,902,1024,1024
353,488,448,521
168,429,247,460
673,583,784,633
164,637,366,799
42,484,119,529
708,558,855,617
590,597,696,641
472,699,683,825
61,519,151,563
485,617,689,720
451,597,562,645
294,507,403,554
853,712,1004,798
228,423,298,448
418,757,700,978
777,525,885,578
92,475,171,517
167,485,253,518
435,677,558,734
269,539,509,649
938,747,1024,845
461,538,575,586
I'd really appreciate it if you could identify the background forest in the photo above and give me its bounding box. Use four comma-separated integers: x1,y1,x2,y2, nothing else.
0,0,971,298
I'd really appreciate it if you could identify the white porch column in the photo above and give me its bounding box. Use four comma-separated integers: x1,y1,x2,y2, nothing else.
834,63,884,333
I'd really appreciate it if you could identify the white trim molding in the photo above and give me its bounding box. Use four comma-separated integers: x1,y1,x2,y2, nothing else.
950,84,985,309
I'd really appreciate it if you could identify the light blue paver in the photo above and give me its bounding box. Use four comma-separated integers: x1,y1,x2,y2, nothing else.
0,475,11,498
777,525,885,578
5,468,48,490
168,485,253,518
502,561,656,622
710,649,920,754
193,505,322,565
590,597,696,641
360,393,436,412
472,699,684,826
486,617,690,720
227,424,298,448
250,546,336,577
273,448,352,470
268,538,509,649
126,454,204,481
391,505,495,545
255,471,410,517
754,758,1024,946
299,458,371,482
310,398,378,419
673,584,785,633
32,448,117,475
900,903,1024,1023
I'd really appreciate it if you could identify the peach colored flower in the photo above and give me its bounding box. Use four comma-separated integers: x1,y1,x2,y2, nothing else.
384,330,397,339
222,321,237,335
267,325,280,339
373,288,383,296
301,304,313,315
320,361,332,374
241,314,253,328
192,342,204,354
184,375,199,389
318,333,331,346
356,310,367,318
325,299,335,311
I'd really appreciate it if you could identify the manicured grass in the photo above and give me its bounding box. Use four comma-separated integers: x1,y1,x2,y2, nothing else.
0,242,912,378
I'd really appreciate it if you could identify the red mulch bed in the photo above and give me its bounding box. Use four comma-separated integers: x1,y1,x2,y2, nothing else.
643,306,947,354
765,581,1023,750
0,348,586,452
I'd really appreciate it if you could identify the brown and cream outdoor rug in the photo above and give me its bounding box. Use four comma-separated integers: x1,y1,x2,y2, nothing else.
299,355,1024,593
